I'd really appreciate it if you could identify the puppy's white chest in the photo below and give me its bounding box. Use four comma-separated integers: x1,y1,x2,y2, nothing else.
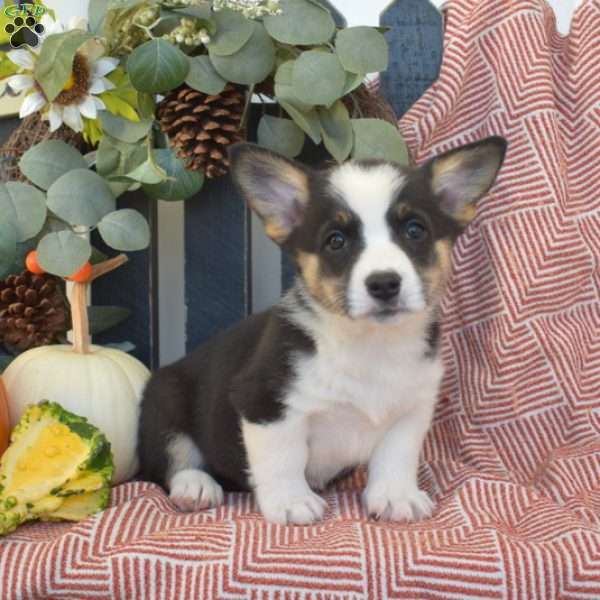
284,316,443,488
289,321,441,423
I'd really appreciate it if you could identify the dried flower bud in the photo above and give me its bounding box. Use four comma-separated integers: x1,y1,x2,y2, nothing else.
212,0,282,19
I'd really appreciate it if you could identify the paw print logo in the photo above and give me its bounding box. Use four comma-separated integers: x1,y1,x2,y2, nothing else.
5,15,45,49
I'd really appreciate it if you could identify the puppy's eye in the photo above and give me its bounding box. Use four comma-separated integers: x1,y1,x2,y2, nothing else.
402,219,428,241
326,231,346,251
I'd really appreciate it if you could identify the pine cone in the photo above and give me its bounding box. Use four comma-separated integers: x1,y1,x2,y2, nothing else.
0,272,68,352
157,84,246,179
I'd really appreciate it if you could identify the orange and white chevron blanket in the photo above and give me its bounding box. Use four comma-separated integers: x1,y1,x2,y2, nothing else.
2,1,600,598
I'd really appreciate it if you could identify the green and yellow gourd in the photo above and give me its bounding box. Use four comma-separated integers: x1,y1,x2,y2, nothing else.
0,401,113,535
2,256,150,484
0,377,9,456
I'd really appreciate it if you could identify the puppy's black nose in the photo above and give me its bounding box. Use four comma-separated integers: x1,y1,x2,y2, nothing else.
366,271,401,303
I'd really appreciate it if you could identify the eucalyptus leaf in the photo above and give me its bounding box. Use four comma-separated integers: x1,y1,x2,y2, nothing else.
210,22,275,85
172,5,212,20
343,71,364,95
98,111,152,143
335,27,389,74
96,139,120,175
98,209,151,251
37,230,92,277
47,170,116,227
257,115,305,158
108,179,135,198
318,101,352,162
351,119,409,163
274,61,313,112
84,151,97,167
142,149,204,201
293,50,345,107
34,30,92,101
207,8,254,56
96,135,147,178
137,92,156,120
88,305,132,335
275,44,297,63
126,153,168,184
4,238,37,276
88,0,108,34
280,101,321,144
264,0,335,45
0,183,47,242
20,140,88,190
128,39,189,93
186,55,227,95
90,246,109,264
0,220,17,278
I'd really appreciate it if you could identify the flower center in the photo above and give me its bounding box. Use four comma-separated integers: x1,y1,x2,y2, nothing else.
54,53,90,106
62,73,76,91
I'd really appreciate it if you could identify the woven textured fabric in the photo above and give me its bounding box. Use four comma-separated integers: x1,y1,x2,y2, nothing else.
2,1,600,597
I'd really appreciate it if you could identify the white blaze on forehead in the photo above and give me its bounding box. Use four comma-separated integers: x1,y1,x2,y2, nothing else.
329,163,404,232
328,162,426,318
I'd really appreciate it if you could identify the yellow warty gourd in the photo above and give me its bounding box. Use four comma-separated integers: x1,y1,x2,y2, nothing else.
0,401,113,535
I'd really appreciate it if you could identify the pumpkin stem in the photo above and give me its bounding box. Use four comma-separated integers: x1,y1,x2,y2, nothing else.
70,282,90,354
70,254,129,355
90,254,128,281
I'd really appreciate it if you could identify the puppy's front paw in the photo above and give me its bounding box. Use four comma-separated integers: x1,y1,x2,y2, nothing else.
169,469,224,512
363,481,433,522
256,483,328,525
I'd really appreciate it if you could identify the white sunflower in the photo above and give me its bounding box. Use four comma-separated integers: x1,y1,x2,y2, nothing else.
39,13,89,37
5,15,118,133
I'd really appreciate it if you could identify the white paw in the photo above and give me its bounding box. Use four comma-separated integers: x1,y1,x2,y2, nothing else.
363,481,434,522
169,469,224,513
256,483,328,525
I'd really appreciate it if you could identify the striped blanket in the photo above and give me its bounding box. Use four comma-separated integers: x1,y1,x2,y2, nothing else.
2,0,600,597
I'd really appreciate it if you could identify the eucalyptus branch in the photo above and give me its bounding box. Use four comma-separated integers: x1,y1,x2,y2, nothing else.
132,16,162,40
239,84,255,131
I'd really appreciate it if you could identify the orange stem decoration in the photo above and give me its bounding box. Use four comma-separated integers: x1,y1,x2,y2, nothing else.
70,255,129,355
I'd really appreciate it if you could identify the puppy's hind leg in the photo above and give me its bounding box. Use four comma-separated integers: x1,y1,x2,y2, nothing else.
167,434,224,513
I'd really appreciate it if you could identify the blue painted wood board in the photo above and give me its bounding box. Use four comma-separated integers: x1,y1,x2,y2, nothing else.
184,176,250,352
380,0,443,118
92,190,158,368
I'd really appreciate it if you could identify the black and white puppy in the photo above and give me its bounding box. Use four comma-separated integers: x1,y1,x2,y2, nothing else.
138,137,506,525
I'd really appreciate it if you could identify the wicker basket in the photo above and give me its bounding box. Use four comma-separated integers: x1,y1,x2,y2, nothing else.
0,112,88,183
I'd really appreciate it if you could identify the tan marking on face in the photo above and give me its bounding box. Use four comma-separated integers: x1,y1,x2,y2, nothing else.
456,203,477,225
394,202,410,219
264,222,290,244
297,252,320,291
423,239,453,304
335,210,352,226
296,251,346,314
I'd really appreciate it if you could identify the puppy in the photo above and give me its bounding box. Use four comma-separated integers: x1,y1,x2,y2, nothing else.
138,137,506,525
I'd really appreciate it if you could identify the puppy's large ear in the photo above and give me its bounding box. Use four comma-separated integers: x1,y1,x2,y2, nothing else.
428,136,507,224
229,143,311,245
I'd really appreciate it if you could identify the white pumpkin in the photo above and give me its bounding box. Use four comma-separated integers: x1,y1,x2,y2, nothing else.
3,344,149,483
2,255,150,484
